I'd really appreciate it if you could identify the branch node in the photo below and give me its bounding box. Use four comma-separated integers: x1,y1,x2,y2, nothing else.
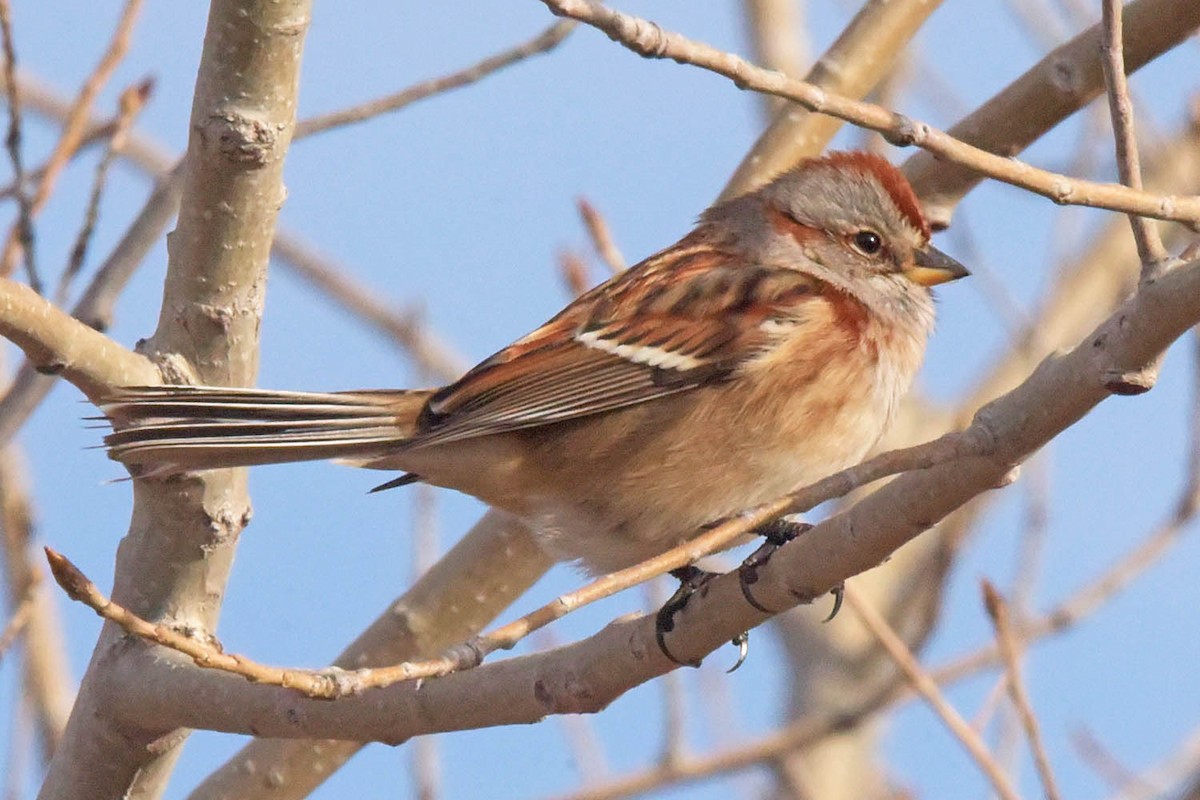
199,111,279,167
884,113,919,147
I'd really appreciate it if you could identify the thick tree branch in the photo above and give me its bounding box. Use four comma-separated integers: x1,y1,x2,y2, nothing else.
74,254,1200,743
188,511,550,800
36,2,312,799
0,276,157,397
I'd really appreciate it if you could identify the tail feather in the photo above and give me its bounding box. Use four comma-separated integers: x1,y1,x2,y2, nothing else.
103,386,433,473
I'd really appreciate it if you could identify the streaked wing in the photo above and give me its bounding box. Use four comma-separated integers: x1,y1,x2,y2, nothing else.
410,244,818,447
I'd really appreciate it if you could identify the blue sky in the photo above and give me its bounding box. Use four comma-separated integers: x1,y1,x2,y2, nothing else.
2,2,1199,798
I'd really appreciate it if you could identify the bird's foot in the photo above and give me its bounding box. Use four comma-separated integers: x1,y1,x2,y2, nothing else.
655,565,751,670
738,518,845,622
656,566,717,668
738,518,811,613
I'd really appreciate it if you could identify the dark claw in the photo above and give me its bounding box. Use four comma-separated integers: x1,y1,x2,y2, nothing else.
738,519,812,614
655,566,717,668
823,582,845,623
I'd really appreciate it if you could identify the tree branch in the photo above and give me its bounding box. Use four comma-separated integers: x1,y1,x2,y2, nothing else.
0,276,157,397
722,0,943,200
36,2,312,799
541,0,1200,224
60,255,1200,744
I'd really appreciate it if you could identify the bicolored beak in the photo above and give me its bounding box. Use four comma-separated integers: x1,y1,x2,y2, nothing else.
904,245,970,287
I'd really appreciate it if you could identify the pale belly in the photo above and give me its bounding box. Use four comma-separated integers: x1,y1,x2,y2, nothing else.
402,313,926,575
523,361,904,574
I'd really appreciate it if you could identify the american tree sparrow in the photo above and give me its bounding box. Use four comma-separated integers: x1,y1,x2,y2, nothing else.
105,152,967,655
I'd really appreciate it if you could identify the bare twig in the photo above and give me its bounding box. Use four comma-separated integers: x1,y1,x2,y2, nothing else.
0,0,37,290
555,481,1196,800
934,332,1200,686
419,428,990,681
1072,727,1147,792
189,511,551,800
0,0,143,276
1099,0,1169,276
295,21,574,139
983,582,1062,800
51,429,988,695
39,2,309,796
0,447,70,762
558,250,592,297
55,79,153,306
270,235,469,383
845,585,1021,800
545,0,1200,225
577,198,626,273
47,547,358,695
1109,728,1200,800
741,0,809,120
0,572,35,661
722,0,943,199
0,164,184,448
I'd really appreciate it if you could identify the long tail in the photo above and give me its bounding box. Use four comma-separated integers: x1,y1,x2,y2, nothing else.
103,385,433,473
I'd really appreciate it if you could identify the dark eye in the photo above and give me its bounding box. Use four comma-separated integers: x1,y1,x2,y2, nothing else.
852,230,883,256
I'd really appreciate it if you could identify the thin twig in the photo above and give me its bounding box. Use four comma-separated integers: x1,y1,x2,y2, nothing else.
410,485,440,799
558,496,1194,800
558,250,592,297
49,428,988,695
0,116,124,201
1099,0,1168,275
741,0,809,120
577,198,626,273
295,21,574,139
1072,727,1148,792
270,235,469,383
434,428,987,678
55,78,152,306
1109,727,1200,800
543,0,1200,225
844,585,1021,800
983,582,1062,800
0,0,144,275
0,0,37,290
0,574,37,661
722,0,943,199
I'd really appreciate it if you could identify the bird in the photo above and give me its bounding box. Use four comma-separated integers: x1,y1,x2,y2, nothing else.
104,151,967,658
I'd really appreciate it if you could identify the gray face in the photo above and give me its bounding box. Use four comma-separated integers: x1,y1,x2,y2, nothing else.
770,161,929,280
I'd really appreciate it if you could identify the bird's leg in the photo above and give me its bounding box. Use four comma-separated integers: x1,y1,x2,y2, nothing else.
655,565,719,668
657,518,838,672
738,518,845,621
